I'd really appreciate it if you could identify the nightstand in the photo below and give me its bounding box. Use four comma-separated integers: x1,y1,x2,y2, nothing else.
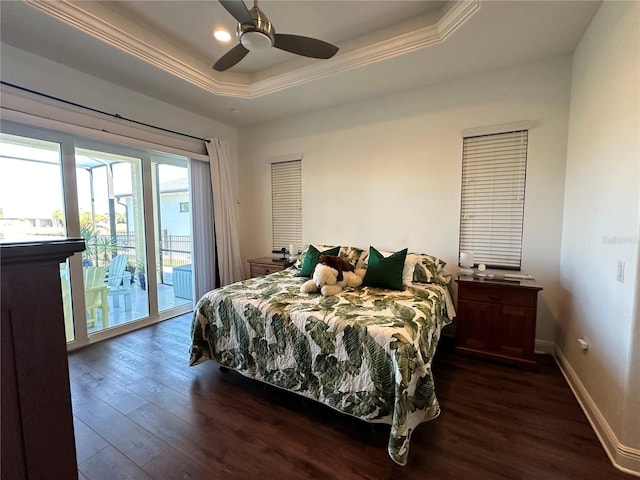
248,257,295,278
455,276,542,369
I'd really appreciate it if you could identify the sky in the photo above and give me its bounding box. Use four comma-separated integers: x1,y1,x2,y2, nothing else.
0,142,68,218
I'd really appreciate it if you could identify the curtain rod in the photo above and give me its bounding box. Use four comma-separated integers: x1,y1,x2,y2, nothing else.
0,80,210,144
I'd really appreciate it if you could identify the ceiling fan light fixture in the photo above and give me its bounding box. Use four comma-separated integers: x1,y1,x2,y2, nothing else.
214,0,339,71
237,5,275,52
239,30,272,51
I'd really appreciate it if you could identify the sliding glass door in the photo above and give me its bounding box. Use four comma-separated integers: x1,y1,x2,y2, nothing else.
74,146,149,333
151,158,193,312
0,122,194,349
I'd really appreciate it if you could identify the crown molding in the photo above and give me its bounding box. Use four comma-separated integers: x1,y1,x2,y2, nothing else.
25,0,250,97
251,1,480,97
26,0,479,99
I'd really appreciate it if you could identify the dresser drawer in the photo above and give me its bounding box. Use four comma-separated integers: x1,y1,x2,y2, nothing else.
250,263,280,277
458,284,538,308
248,257,295,278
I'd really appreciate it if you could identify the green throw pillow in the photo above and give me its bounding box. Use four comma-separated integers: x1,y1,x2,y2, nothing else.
297,245,340,277
362,246,408,290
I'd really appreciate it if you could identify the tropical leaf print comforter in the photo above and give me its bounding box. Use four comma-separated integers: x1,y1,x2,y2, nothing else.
189,268,455,465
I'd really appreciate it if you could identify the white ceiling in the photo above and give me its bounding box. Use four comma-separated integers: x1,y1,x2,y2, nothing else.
0,0,601,128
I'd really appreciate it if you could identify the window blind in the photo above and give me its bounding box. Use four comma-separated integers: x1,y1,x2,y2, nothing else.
271,159,302,254
459,130,528,269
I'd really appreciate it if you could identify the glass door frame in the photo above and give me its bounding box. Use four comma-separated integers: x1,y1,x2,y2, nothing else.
150,156,194,312
74,141,152,335
1,120,194,351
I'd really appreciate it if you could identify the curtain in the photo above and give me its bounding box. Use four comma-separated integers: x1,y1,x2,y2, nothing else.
205,138,243,286
190,160,218,299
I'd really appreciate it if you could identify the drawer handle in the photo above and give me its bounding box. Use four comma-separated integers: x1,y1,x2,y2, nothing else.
489,295,501,301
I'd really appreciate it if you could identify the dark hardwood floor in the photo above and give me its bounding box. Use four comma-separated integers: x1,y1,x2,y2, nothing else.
68,313,631,480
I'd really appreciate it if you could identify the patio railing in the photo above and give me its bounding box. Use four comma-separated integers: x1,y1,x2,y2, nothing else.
96,233,192,285
160,233,191,269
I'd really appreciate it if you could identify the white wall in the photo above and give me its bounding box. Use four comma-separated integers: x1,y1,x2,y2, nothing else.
159,193,191,236
238,56,572,347
560,0,639,472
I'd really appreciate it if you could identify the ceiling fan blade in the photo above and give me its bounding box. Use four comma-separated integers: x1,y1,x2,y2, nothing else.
213,43,250,71
219,0,254,25
274,34,339,59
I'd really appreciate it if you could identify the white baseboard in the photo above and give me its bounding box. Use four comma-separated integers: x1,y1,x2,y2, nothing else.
553,346,640,477
535,339,555,354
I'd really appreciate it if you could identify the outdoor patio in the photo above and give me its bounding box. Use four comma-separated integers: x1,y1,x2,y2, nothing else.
86,272,193,334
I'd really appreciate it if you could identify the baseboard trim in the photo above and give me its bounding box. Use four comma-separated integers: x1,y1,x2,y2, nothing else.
553,346,640,477
535,339,555,354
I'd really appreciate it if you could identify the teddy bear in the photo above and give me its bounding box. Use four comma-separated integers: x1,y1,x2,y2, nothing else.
300,255,366,296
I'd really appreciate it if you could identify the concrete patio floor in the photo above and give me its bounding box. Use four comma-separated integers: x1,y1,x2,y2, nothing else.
87,274,193,333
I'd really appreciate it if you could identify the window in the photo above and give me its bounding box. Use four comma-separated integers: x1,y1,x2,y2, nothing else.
271,158,302,255
459,129,528,269
0,123,194,349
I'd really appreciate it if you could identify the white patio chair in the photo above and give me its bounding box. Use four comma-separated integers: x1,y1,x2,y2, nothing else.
84,266,109,328
106,254,132,311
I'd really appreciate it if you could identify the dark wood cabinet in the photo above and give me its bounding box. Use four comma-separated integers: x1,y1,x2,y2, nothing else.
1,238,84,480
455,276,542,369
248,257,295,278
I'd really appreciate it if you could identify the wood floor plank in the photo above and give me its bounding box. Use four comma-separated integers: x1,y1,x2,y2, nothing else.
89,336,212,395
71,344,147,387
68,358,107,387
125,376,196,423
142,446,222,480
78,446,153,480
81,375,148,415
72,390,169,468
69,313,632,480
73,417,109,464
126,402,244,478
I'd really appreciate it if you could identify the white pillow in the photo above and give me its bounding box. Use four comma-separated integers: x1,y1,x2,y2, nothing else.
402,254,420,287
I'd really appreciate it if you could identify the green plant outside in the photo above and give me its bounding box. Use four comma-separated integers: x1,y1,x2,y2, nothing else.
80,220,117,266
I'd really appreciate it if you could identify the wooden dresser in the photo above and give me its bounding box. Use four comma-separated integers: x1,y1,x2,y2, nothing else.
248,257,295,278
455,276,542,369
1,238,84,480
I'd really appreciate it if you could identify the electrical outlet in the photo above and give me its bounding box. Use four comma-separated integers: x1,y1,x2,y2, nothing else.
617,261,625,283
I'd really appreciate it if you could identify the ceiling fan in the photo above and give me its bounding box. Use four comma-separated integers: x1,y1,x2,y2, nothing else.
213,0,339,72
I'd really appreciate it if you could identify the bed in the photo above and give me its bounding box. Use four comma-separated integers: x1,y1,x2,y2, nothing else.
189,245,456,465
